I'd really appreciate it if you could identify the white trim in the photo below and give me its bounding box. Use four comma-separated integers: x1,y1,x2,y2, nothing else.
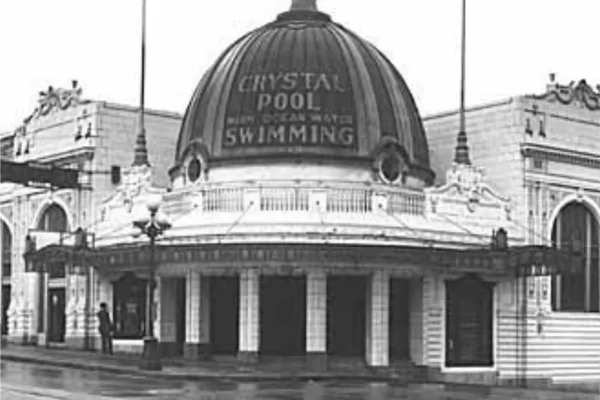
440,278,498,374
31,196,73,232
546,193,600,240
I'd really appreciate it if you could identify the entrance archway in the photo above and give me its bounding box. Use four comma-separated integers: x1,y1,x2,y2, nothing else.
551,202,599,312
37,203,70,343
327,275,367,358
209,276,239,355
259,276,306,356
389,278,410,360
445,274,493,367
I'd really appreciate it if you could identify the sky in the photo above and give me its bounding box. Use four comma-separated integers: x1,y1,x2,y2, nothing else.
1,0,599,134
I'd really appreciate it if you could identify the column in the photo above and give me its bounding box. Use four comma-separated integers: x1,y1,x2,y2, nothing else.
65,266,88,349
35,272,48,346
93,274,113,351
184,270,211,359
365,270,389,368
306,270,327,371
238,268,259,364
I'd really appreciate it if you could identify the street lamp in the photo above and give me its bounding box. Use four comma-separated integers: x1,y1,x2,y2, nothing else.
133,195,171,371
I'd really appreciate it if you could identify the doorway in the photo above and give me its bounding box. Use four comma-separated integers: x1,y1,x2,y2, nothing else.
389,278,410,360
327,275,367,357
174,278,186,356
260,276,306,356
48,288,65,343
2,285,10,335
445,274,494,367
209,276,239,355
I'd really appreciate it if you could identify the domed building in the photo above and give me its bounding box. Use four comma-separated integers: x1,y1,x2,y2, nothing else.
17,0,587,385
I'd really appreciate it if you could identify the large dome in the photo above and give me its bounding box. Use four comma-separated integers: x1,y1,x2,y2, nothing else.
174,0,434,184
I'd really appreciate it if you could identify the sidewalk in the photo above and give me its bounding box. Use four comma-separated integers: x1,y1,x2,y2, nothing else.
0,344,408,382
2,344,598,394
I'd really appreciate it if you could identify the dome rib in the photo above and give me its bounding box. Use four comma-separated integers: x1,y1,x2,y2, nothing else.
173,6,435,185
328,24,379,155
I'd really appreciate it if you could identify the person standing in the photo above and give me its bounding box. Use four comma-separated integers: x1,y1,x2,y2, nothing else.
97,302,113,355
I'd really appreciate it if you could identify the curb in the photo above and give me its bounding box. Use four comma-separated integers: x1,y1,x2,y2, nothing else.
0,354,403,383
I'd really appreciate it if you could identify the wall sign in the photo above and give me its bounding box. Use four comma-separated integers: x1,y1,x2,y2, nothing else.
224,71,357,150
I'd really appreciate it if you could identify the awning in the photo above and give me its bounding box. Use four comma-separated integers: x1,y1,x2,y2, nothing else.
24,241,582,277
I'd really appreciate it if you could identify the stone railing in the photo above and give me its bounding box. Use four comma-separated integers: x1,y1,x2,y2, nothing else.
168,181,426,217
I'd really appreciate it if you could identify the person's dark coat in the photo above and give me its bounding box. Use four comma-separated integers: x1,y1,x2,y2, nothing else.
97,310,113,336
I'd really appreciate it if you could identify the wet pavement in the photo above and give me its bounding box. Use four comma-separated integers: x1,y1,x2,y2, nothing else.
1,361,599,400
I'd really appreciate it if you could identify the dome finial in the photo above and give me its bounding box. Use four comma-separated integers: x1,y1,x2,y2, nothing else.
290,0,317,11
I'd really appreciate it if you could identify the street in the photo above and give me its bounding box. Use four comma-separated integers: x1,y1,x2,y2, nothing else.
1,361,598,400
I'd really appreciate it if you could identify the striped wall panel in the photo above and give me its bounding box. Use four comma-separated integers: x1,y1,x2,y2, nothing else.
496,311,600,381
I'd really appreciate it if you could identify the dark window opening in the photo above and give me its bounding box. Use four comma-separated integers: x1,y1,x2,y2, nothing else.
112,272,147,339
37,204,68,232
2,222,11,278
111,166,121,185
380,153,402,183
445,274,494,367
187,158,201,183
551,202,599,313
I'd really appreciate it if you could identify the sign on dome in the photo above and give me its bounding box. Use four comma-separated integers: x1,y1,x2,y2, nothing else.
224,71,357,151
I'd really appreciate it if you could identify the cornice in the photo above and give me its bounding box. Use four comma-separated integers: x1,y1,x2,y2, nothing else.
521,142,600,169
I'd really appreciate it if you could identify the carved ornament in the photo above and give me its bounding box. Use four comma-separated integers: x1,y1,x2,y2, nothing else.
533,75,600,111
24,80,83,124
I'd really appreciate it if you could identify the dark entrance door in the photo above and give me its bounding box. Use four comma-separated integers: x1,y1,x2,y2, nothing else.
445,275,493,367
175,278,186,356
48,288,65,342
2,285,10,335
209,276,239,355
259,276,306,356
389,278,410,360
327,275,366,357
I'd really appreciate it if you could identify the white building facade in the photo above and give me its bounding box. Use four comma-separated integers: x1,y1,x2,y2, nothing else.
2,0,598,387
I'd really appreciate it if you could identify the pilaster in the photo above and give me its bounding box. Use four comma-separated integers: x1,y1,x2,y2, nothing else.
365,270,389,368
65,266,89,349
306,270,327,370
184,269,211,359
238,268,259,364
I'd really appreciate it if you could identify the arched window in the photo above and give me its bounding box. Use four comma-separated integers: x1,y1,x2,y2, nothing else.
37,204,68,232
551,202,599,312
37,203,69,278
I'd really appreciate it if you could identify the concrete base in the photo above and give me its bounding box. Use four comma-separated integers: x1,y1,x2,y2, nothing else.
140,337,162,371
7,334,29,345
426,367,498,385
306,352,327,371
65,337,85,350
183,343,212,360
237,351,259,365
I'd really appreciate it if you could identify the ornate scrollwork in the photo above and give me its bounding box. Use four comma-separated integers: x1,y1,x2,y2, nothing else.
533,75,600,111
23,80,83,124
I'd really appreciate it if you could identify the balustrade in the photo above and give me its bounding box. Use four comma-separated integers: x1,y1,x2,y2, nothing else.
172,181,425,217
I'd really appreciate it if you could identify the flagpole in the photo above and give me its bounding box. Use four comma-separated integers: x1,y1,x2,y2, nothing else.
454,0,471,165
459,0,466,135
132,0,149,166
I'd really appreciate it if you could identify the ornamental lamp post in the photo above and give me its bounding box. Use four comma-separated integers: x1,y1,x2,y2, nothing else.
132,194,171,371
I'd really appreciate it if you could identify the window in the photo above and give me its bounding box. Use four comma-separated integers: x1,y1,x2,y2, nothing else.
187,157,201,183
379,152,405,184
37,204,68,232
112,272,147,339
551,202,599,312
